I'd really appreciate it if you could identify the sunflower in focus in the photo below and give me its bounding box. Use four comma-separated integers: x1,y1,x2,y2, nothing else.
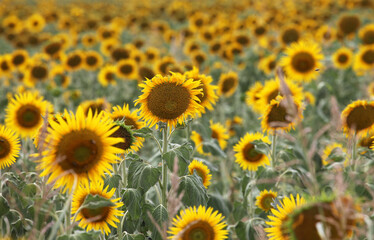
256,189,277,212
234,132,271,171
135,73,203,129
109,121,142,154
217,71,239,97
265,194,306,240
341,100,374,136
71,181,123,235
332,47,353,69
108,104,144,130
0,125,20,169
168,205,228,240
38,107,123,192
210,121,229,150
359,24,374,45
5,92,52,139
188,159,212,188
280,40,324,82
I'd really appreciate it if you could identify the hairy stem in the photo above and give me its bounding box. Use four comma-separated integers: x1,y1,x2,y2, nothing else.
162,126,168,208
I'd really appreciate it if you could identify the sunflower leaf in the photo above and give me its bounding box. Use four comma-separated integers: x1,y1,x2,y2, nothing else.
202,140,227,158
127,160,161,192
81,194,116,210
252,140,270,155
133,127,153,138
122,233,146,240
163,142,193,175
150,204,168,240
122,188,142,219
178,172,208,207
0,195,10,217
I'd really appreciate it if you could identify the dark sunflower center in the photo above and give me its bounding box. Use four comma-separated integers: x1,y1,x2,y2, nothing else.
105,72,114,81
236,35,250,46
261,195,275,210
211,42,221,52
339,16,360,35
147,52,155,60
242,143,263,162
139,66,155,80
86,56,98,66
16,104,41,128
211,130,218,140
267,89,280,104
123,117,139,129
359,135,374,148
346,105,374,132
255,26,266,36
31,66,48,79
159,61,173,75
338,54,349,63
221,77,236,93
81,206,110,223
0,137,11,159
147,83,190,120
282,29,299,45
111,48,130,61
57,130,102,173
12,54,25,66
45,43,61,56
102,31,113,39
363,30,374,45
195,18,203,27
267,104,292,128
1,61,10,71
268,60,276,70
323,31,332,40
67,55,82,68
85,103,104,116
183,220,215,240
33,21,39,26
195,54,205,65
120,64,133,75
291,52,315,73
110,125,133,151
362,50,374,64
192,168,206,183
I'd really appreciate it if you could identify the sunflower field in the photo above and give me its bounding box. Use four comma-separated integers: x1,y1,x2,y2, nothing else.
1,0,374,239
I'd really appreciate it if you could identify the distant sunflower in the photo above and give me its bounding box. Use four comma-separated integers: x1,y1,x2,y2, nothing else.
191,50,207,67
116,59,138,80
184,67,218,115
108,104,144,130
353,45,374,71
188,159,212,188
144,47,159,63
135,73,203,129
359,24,374,45
43,41,63,59
303,91,316,106
191,131,208,156
82,34,97,47
245,82,264,114
25,14,46,33
110,46,131,62
0,125,20,169
258,55,277,75
138,65,156,82
50,65,70,88
38,107,123,192
338,15,360,37
71,181,123,235
10,49,28,70
80,98,111,117
168,205,228,240
234,132,271,171
368,82,374,99
341,100,374,135
5,92,52,139
84,51,103,71
98,65,117,87
63,51,84,71
0,55,13,77
280,40,324,82
217,71,239,97
155,56,175,75
322,143,348,166
24,62,49,87
225,116,243,136
265,194,306,240
256,189,277,212
279,26,301,46
316,25,336,44
332,47,353,69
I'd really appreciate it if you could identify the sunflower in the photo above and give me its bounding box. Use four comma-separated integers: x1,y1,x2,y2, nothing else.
0,125,20,169
225,116,243,136
265,194,306,240
341,100,374,135
322,143,348,166
303,91,316,106
24,62,49,87
84,51,103,71
138,65,156,82
108,121,141,154
5,92,52,139
332,47,353,69
368,82,374,99
38,107,123,192
184,40,201,55
155,56,175,75
116,59,138,80
191,131,209,156
337,15,360,37
0,55,13,77
189,12,207,32
188,159,212,188
359,24,374,45
316,25,337,44
110,46,131,62
217,71,239,97
261,96,303,133
256,189,278,212
280,40,324,82
279,25,301,47
135,73,203,129
10,49,28,70
234,132,271,171
259,55,277,75
71,181,123,235
353,45,374,71
100,39,120,57
210,121,229,150
191,50,207,67
63,51,84,71
144,47,160,63
25,14,46,33
50,65,70,88
2,15,23,34
245,82,264,114
98,65,117,87
168,205,228,240
184,67,218,115
82,34,97,47
79,98,111,117
43,41,63,59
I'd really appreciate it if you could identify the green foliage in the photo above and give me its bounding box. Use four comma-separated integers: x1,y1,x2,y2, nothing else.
178,172,208,207
127,160,161,192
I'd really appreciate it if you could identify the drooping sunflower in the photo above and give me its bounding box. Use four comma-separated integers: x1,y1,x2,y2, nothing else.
0,125,20,169
116,59,138,80
217,71,239,97
341,100,374,136
265,194,306,240
359,24,374,45
38,107,124,192
71,181,123,235
184,67,218,115
256,189,278,212
5,92,52,139
79,98,111,117
280,40,324,82
258,55,277,75
188,159,212,188
261,96,303,133
135,73,203,129
234,132,271,171
245,82,264,114
322,143,348,166
84,50,103,71
210,121,229,150
332,47,353,69
98,65,117,87
168,205,228,240
353,45,374,71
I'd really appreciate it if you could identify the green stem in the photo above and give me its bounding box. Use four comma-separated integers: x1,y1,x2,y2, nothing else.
248,171,256,220
113,163,123,239
271,132,277,168
161,126,168,208
66,198,72,235
352,133,357,172
122,160,127,188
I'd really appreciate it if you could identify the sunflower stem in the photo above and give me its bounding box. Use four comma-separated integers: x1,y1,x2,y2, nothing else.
122,159,127,188
352,133,357,172
113,162,123,239
271,132,277,168
248,171,256,220
161,126,168,208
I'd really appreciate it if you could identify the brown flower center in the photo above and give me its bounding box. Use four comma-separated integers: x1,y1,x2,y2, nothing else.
282,28,300,45
346,105,374,132
242,143,263,162
81,205,110,223
31,66,48,79
338,54,349,63
182,220,215,240
363,30,374,45
67,54,82,68
16,104,41,128
0,137,11,159
362,49,374,65
221,77,236,93
110,125,133,151
291,52,315,73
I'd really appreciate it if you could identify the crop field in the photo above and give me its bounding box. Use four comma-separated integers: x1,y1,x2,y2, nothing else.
0,0,374,239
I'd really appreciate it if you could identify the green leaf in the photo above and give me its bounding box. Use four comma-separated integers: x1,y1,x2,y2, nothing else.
81,194,116,209
252,140,270,155
22,183,37,197
233,202,246,221
163,142,193,175
128,160,161,192
151,205,168,240
0,195,10,217
104,174,122,191
122,188,142,219
178,173,208,207
207,194,231,218
202,140,226,158
57,230,101,240
133,127,153,138
122,233,145,240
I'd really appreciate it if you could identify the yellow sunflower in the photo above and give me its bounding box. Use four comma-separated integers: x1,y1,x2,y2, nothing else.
191,131,208,156
337,15,360,38
82,34,97,48
98,65,117,87
38,107,124,192
0,125,21,169
353,45,374,71
63,50,84,72
24,62,50,87
217,71,239,97
5,92,52,139
155,56,175,75
135,73,203,129
43,41,63,60
116,59,138,80
280,40,324,82
303,91,316,106
79,98,111,117
279,25,301,47
210,121,229,150
256,189,278,212
225,116,243,137
168,205,228,240
316,25,337,44
322,143,348,166
84,50,103,71
265,194,306,240
25,14,46,33
10,49,28,70
50,65,70,88
341,100,374,136
144,47,160,63
188,159,212,188
234,132,271,171
368,82,374,99
71,181,123,235
109,121,142,154
184,67,218,115
332,47,353,69
261,96,303,133
359,24,374,45
258,55,277,75
245,82,264,114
